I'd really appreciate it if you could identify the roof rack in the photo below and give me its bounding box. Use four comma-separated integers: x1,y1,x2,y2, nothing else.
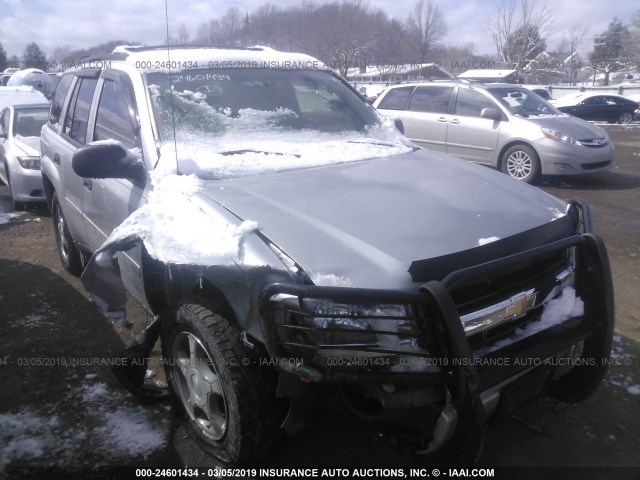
115,44,271,55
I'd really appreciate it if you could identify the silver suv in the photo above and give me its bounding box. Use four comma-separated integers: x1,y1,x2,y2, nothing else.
41,46,614,466
373,81,614,184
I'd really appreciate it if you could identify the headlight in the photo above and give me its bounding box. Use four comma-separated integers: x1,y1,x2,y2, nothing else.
541,128,582,146
308,300,424,354
17,156,41,170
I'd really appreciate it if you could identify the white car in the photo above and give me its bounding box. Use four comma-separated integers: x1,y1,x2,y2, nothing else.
0,88,50,208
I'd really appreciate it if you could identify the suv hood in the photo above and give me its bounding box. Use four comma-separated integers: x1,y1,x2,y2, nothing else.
525,114,608,140
201,150,570,289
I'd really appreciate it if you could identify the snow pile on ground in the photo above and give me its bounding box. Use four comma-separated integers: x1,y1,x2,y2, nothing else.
96,406,168,457
0,211,26,225
607,335,640,396
8,291,58,329
101,171,258,265
0,381,169,472
0,412,61,469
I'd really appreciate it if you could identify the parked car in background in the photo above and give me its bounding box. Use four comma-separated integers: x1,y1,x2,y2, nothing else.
41,46,614,466
7,68,56,98
0,87,50,208
374,81,614,184
552,92,640,124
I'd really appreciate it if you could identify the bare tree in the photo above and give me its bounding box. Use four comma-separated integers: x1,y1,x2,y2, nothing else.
628,8,640,58
221,7,244,44
196,19,222,45
176,23,190,45
565,25,587,85
488,0,553,77
406,0,447,61
51,44,73,71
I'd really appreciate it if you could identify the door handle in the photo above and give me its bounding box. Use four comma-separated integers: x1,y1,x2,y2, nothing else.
83,178,92,191
450,119,460,124
53,153,60,165
437,117,447,123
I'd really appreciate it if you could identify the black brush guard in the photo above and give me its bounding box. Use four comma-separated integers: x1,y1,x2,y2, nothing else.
258,199,614,458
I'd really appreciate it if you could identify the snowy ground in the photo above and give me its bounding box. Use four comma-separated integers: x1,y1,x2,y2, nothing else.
0,380,170,472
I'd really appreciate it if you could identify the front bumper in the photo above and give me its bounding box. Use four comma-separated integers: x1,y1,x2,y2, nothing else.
8,166,46,202
535,138,614,176
259,199,614,452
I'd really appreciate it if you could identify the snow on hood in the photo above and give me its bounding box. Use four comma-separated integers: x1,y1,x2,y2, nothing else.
100,167,258,266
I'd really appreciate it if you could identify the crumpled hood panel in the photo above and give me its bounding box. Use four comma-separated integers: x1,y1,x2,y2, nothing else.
201,150,568,288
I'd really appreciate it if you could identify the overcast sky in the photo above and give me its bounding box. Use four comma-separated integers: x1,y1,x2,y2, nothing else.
0,0,638,59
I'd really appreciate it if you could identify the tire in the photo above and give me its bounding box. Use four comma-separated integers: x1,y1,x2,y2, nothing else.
162,299,279,465
52,193,83,275
501,144,541,184
618,112,633,124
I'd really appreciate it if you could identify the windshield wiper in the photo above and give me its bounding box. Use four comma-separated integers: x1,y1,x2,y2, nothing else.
220,149,301,158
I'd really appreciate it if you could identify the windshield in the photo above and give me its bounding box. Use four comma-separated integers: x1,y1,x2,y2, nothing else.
487,87,561,117
146,68,412,178
13,107,48,137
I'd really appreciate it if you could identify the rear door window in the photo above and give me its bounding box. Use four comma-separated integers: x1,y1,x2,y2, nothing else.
0,109,9,137
408,86,453,114
48,74,74,127
63,77,98,145
377,87,414,110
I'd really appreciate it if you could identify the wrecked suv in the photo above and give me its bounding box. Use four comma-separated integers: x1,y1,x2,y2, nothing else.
40,46,614,465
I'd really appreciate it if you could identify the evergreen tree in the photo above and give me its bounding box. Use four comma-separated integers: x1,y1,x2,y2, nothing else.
0,43,7,72
21,42,48,70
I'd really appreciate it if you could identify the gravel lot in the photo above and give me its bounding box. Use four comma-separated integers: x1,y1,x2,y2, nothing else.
1,125,639,480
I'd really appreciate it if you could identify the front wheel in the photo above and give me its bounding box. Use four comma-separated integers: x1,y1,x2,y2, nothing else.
501,144,541,184
618,112,633,124
52,193,83,275
162,299,279,465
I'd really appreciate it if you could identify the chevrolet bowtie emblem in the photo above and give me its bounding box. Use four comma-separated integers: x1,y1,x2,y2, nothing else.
461,289,538,335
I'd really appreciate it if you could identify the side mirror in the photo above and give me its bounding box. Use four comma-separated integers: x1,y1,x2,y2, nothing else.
72,143,144,183
480,108,502,121
394,118,405,134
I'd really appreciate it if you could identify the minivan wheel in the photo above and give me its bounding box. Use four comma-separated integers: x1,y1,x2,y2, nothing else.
501,145,541,184
52,193,83,275
618,112,633,124
162,300,278,465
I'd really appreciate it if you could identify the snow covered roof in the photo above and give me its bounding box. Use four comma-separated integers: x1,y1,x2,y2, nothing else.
112,45,327,72
0,86,49,110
